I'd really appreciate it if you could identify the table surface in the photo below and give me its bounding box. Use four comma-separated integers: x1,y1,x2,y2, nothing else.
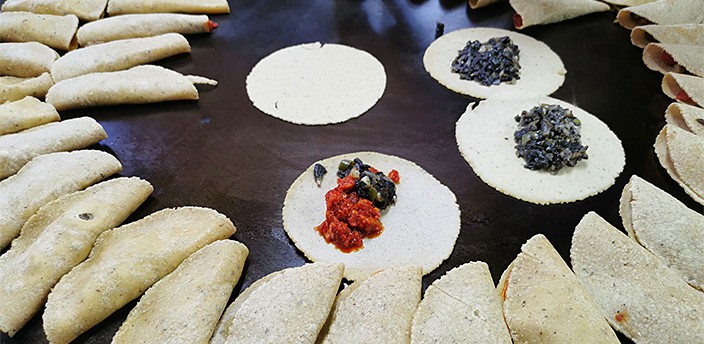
2,0,698,343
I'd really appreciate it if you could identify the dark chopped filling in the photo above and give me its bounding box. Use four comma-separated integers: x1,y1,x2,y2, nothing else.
514,104,588,172
336,158,397,211
435,21,445,38
697,118,704,125
451,36,521,86
313,163,327,186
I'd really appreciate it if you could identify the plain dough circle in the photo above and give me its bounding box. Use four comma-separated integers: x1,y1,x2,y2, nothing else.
246,42,386,125
282,152,460,281
455,96,625,204
423,28,566,98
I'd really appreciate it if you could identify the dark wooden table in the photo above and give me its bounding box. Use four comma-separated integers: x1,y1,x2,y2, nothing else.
2,1,694,342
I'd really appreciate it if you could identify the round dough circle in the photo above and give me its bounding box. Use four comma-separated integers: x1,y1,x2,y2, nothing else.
423,28,566,98
246,42,386,125
455,96,625,204
282,152,461,281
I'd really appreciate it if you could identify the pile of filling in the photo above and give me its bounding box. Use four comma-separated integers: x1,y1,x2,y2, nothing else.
514,104,588,171
315,158,399,252
451,36,521,86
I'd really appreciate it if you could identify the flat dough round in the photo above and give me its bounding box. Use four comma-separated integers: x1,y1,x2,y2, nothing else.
282,152,460,281
246,42,386,125
456,96,624,204
423,28,566,99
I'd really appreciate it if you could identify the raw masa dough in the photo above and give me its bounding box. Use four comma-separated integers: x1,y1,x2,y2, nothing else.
51,33,191,82
0,96,59,135
113,240,248,344
620,175,704,291
247,42,386,125
216,263,343,344
631,24,704,48
42,206,236,344
509,0,610,30
571,212,704,343
319,266,421,344
410,262,511,344
77,14,213,46
0,177,152,336
0,42,59,78
1,0,108,22
0,12,78,51
617,0,704,30
499,234,619,343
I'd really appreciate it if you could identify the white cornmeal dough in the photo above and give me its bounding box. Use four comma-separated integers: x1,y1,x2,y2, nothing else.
246,42,386,125
282,152,460,281
456,96,624,204
423,28,566,99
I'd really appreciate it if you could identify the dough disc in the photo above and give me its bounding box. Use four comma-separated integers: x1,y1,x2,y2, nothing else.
282,152,460,280
247,42,386,125
455,96,624,204
424,28,566,98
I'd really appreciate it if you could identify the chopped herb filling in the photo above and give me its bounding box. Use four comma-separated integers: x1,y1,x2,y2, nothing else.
436,21,445,38
336,158,397,210
514,104,588,171
451,36,521,86
313,163,327,186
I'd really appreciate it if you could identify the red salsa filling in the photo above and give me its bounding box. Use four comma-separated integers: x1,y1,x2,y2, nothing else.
207,20,219,32
388,169,400,184
661,51,675,66
316,174,384,252
614,310,628,323
513,13,523,29
677,90,696,105
501,271,510,301
315,159,399,252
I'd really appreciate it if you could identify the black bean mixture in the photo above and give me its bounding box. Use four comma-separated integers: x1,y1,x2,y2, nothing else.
697,118,704,126
451,36,520,86
514,104,588,172
337,158,397,210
